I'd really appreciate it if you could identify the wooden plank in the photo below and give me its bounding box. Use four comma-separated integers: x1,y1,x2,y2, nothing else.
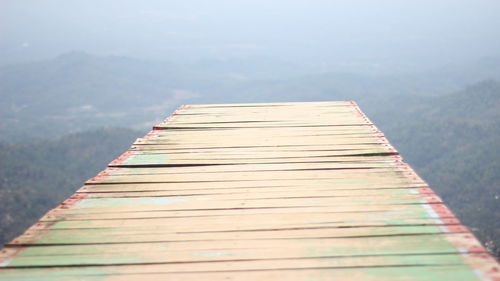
41,210,458,230
110,155,399,167
129,148,396,157
39,204,434,222
36,215,457,231
0,237,482,268
75,187,432,198
133,135,386,145
89,169,408,183
0,233,474,258
97,161,403,177
50,196,442,213
129,144,391,153
10,225,463,246
0,265,489,281
0,255,477,273
79,180,426,192
88,169,416,184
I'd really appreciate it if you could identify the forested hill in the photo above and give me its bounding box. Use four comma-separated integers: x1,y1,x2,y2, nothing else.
0,128,143,246
370,80,500,256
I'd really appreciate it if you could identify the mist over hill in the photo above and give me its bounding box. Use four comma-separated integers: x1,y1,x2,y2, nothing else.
0,53,499,257
2,1,500,74
2,52,500,140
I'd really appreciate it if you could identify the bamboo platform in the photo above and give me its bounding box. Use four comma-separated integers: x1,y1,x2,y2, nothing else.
1,101,498,280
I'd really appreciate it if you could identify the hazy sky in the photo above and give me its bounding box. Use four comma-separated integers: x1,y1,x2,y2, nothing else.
1,0,500,70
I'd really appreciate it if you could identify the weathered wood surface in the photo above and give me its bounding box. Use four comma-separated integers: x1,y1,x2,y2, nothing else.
1,101,498,281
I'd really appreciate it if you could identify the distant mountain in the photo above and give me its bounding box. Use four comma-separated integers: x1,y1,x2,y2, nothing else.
2,52,500,140
0,52,198,140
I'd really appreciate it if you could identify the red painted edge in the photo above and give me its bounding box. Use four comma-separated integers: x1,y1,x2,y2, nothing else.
107,151,135,167
142,129,160,139
404,160,500,278
391,149,494,264
153,104,189,130
351,102,374,125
